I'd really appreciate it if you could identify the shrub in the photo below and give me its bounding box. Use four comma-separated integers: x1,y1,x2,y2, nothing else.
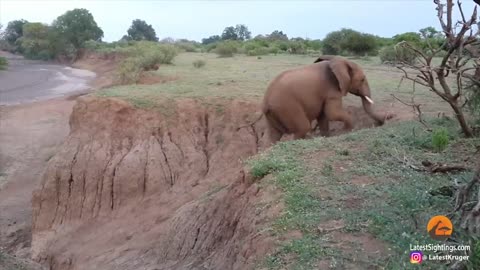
176,42,196,52
125,41,178,64
193,59,206,68
205,43,217,52
0,57,8,70
343,32,378,56
114,41,178,84
288,41,306,54
84,40,101,50
116,58,142,84
269,45,280,55
431,128,449,152
247,47,269,56
214,41,238,57
322,28,380,56
273,41,289,51
157,45,178,64
379,45,417,65
243,41,260,52
305,39,322,51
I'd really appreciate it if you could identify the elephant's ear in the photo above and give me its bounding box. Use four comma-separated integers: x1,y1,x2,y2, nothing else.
313,55,338,63
328,59,352,96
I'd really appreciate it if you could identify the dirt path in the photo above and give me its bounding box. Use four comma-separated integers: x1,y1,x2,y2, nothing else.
0,52,96,269
0,98,75,262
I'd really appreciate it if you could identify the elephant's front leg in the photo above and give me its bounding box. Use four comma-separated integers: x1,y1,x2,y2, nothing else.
316,112,330,137
324,99,353,132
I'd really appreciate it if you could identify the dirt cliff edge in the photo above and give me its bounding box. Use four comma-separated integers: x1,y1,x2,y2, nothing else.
31,96,282,270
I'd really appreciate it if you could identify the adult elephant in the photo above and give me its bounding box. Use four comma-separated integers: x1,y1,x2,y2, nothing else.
261,55,390,145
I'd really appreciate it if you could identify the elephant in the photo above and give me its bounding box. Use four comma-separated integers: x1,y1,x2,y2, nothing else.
261,55,390,145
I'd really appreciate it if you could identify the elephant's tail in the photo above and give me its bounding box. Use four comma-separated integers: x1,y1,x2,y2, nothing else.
236,112,264,131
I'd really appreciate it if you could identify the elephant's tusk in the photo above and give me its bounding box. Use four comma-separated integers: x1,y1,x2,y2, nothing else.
364,96,374,104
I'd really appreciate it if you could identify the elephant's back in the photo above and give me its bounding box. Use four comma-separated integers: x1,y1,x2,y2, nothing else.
265,65,325,100
262,63,332,119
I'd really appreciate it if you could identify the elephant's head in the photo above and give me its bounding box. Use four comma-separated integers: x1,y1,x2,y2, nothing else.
314,55,388,125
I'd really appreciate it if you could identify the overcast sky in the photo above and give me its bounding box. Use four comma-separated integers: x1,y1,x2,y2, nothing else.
0,1,477,42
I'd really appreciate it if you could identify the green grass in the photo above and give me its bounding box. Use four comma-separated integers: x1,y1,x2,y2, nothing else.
248,118,480,269
95,52,446,115
0,56,8,70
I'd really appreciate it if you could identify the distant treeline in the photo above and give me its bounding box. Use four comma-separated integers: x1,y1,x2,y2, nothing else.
0,7,447,63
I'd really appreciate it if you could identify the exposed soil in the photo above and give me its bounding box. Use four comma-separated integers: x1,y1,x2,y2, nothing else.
72,51,179,88
28,94,405,270
72,51,125,89
30,96,277,269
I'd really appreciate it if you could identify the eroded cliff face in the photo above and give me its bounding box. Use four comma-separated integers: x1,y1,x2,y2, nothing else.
31,96,281,270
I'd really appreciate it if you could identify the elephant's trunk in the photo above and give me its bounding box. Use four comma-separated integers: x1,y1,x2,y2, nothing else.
361,96,386,126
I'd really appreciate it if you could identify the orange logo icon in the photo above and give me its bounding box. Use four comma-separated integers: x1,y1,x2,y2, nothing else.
427,215,453,240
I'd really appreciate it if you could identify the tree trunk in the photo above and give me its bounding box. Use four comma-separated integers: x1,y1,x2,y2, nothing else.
449,100,474,137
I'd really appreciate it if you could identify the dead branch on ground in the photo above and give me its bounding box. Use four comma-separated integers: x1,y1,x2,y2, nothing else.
421,160,468,173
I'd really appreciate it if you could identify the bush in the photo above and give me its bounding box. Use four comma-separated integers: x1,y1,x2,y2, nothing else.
431,128,449,152
344,32,378,56
288,41,306,54
305,39,322,51
84,40,101,50
0,57,8,70
205,43,217,52
379,45,417,65
322,28,380,56
247,47,269,56
193,59,206,68
116,58,142,84
273,41,289,51
176,42,197,52
269,45,280,55
114,41,178,84
214,41,238,57
243,41,260,52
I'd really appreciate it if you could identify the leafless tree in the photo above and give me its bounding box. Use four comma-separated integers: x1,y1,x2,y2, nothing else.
396,0,479,137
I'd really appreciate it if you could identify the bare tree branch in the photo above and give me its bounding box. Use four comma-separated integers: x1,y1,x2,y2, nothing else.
458,0,467,24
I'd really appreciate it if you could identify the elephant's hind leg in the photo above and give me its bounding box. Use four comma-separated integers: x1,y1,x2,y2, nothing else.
266,121,282,146
264,111,284,146
292,117,312,140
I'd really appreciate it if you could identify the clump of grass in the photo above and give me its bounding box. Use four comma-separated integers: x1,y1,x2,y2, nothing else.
248,153,291,179
431,127,450,152
193,59,206,68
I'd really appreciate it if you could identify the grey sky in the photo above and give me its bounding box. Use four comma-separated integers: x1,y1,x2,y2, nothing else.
0,0,477,42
